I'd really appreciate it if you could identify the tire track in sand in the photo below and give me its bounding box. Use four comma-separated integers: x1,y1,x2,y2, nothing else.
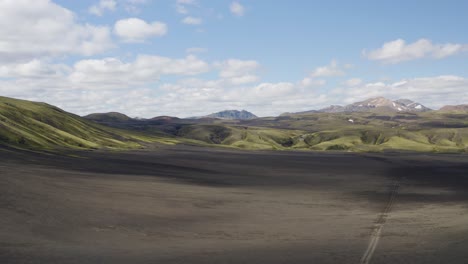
360,178,401,264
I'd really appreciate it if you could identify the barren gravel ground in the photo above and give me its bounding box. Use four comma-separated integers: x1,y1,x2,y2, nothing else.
1,145,468,263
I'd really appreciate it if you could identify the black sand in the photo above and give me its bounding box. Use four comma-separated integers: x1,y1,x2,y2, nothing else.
1,146,468,263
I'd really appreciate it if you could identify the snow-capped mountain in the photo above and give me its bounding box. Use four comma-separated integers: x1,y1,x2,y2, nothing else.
395,99,431,112
339,97,431,112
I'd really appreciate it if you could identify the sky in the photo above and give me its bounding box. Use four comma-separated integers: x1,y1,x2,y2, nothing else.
0,0,467,117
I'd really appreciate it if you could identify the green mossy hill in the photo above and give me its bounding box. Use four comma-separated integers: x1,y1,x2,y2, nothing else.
0,96,143,150
183,111,468,152
299,128,468,152
1,96,467,153
253,112,468,152
176,124,304,150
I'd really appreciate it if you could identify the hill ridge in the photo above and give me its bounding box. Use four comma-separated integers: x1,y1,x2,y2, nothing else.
206,109,257,120
0,97,142,150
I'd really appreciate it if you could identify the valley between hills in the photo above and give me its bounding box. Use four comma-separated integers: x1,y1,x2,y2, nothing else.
1,95,467,153
2,95,468,264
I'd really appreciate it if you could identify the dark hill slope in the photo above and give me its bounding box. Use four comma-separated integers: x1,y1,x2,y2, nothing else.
83,112,132,123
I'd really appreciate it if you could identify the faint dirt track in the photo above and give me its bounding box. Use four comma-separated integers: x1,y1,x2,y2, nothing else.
360,178,401,264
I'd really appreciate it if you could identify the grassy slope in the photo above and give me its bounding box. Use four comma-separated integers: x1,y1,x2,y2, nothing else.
85,110,468,153
0,96,170,150
175,111,466,153
1,96,467,153
176,124,302,150
267,112,468,152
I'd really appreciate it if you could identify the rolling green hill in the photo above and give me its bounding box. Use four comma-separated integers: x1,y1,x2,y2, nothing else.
236,111,468,152
0,96,157,150
176,124,302,150
1,96,467,153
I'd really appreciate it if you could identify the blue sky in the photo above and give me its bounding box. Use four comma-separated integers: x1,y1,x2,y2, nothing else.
0,0,467,117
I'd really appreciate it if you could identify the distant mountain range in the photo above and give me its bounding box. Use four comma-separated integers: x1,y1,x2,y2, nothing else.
284,97,433,115
338,97,431,113
206,110,257,120
439,104,468,112
84,110,258,121
1,95,468,152
82,98,467,122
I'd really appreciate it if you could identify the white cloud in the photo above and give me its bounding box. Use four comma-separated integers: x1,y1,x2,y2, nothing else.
217,59,260,78
364,38,468,64
88,0,116,16
114,18,167,42
230,1,245,16
300,78,326,87
227,75,258,85
214,59,260,85
0,60,70,78
338,75,468,108
344,78,362,87
0,53,213,117
0,0,114,62
310,60,345,78
156,78,325,117
69,55,210,88
251,82,295,98
181,16,202,25
4,59,467,117
0,53,329,117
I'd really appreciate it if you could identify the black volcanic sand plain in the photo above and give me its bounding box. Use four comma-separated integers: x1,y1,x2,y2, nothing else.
1,145,468,264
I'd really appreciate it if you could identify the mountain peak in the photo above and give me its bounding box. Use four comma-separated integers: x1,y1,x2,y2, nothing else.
318,105,344,113
340,97,431,113
358,97,394,106
288,97,432,114
206,110,257,120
